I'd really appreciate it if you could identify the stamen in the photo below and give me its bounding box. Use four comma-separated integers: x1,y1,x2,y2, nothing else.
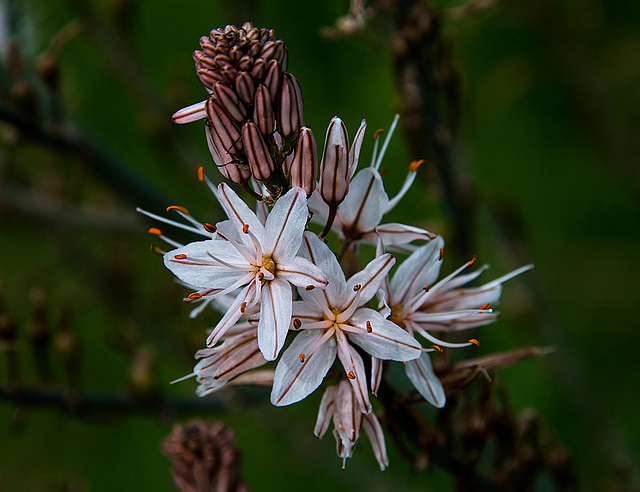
347,371,356,380
423,285,430,292
305,285,315,291
373,129,384,140
148,228,162,236
432,345,443,353
197,165,204,182
188,292,202,299
366,321,373,333
174,254,187,260
242,223,249,234
150,245,165,256
299,354,305,363
439,248,444,261
203,222,217,233
469,339,480,346
258,272,264,281
166,205,190,215
409,159,424,172
170,373,196,385
240,301,247,313
293,318,302,329
469,254,477,266
480,303,491,310
353,284,361,292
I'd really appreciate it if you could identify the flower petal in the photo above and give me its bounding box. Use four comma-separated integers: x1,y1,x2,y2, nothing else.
278,256,328,290
349,308,422,361
405,354,446,408
258,279,293,361
390,236,444,305
363,223,435,247
346,253,395,309
362,413,389,471
336,168,387,233
164,240,249,289
218,183,265,245
263,187,309,263
314,386,337,438
336,337,371,414
298,231,347,308
271,329,337,406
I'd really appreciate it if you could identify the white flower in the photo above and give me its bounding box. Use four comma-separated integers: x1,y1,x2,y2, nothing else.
163,184,328,361
309,114,434,248
376,236,533,407
270,232,422,411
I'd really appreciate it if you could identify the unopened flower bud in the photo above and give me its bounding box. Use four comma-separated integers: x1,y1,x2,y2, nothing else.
289,126,317,195
242,121,275,182
319,116,349,206
235,71,256,105
205,123,250,185
212,82,246,123
206,99,243,157
253,84,275,135
264,59,282,102
278,73,304,139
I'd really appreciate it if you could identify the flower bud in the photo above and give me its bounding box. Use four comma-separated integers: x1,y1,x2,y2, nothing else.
253,84,275,136
205,123,250,185
264,59,282,102
278,73,304,139
319,116,349,206
235,71,256,105
213,82,246,123
242,121,275,182
289,126,317,196
205,99,243,158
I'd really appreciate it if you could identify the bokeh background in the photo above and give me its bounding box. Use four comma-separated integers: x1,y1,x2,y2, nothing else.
1,0,639,490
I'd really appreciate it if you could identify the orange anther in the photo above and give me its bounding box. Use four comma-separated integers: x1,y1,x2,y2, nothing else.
293,318,302,329
480,303,491,311
469,254,477,265
373,128,385,140
353,284,361,292
348,371,356,380
423,285,430,292
366,321,373,333
242,224,249,234
147,227,162,236
257,272,264,281
432,345,443,353
188,292,202,299
203,222,217,233
166,205,190,215
299,354,305,363
409,159,424,172
469,338,480,346
197,165,204,182
439,248,444,261
305,285,315,291
240,302,247,313
174,254,187,260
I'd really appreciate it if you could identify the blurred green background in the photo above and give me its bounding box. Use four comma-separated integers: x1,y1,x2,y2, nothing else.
1,0,639,490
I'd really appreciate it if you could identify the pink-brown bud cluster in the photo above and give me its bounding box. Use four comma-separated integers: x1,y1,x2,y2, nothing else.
173,23,316,198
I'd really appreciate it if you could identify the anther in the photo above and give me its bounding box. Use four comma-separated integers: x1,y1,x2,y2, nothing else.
423,285,430,292
257,272,264,281
242,224,249,234
166,205,190,215
469,339,480,346
240,302,247,313
347,371,356,380
188,292,202,299
293,318,302,329
150,245,165,256
299,354,305,363
305,285,315,291
480,303,491,311
432,345,443,353
439,248,444,261
197,165,204,182
373,129,384,140
353,284,361,292
366,321,373,333
203,222,217,233
469,254,477,266
409,159,424,172
147,228,162,236
174,254,187,260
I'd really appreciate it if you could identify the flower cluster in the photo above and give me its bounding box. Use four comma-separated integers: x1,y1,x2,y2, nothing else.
143,23,532,470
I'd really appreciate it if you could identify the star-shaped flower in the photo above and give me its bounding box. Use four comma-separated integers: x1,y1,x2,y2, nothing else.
270,232,422,411
376,236,533,407
164,184,328,361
